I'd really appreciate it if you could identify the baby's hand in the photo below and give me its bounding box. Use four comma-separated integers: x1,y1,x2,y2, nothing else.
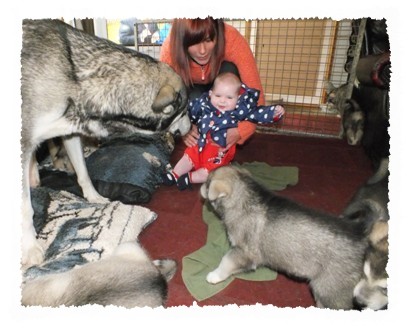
273,105,285,122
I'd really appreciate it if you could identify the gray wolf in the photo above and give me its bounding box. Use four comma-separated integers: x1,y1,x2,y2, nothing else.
21,242,177,308
200,165,369,309
21,19,191,268
342,161,389,310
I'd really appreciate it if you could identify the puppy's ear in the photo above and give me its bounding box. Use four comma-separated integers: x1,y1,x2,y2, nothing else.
152,85,176,114
369,220,388,253
235,166,251,176
207,180,232,201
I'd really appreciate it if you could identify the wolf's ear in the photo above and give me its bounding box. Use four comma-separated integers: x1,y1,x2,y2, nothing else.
324,80,335,93
152,85,176,114
207,180,232,201
153,259,177,282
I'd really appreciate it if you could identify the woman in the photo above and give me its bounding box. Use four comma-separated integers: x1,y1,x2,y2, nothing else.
160,17,265,150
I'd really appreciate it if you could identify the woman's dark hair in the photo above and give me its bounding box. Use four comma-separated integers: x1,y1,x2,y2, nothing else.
169,17,225,87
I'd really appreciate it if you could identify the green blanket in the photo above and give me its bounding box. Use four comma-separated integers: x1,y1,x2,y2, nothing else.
181,162,299,301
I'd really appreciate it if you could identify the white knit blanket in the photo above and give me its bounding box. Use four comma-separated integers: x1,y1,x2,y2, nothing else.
24,188,157,281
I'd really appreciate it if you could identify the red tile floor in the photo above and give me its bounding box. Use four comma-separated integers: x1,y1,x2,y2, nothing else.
138,132,374,308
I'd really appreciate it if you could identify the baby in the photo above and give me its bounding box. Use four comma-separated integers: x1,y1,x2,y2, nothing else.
162,72,284,190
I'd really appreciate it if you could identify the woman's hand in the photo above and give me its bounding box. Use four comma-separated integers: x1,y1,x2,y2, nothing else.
220,127,241,151
182,124,199,147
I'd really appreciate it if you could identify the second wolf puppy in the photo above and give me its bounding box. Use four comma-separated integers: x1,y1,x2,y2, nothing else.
200,166,368,309
353,219,388,310
22,242,177,308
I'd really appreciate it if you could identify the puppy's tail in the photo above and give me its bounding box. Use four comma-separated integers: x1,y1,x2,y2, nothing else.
367,157,389,185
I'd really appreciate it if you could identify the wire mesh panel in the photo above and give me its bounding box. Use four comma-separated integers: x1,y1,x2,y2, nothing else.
132,19,360,138
249,19,356,138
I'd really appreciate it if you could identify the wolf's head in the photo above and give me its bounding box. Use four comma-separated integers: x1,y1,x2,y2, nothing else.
150,63,191,136
200,166,253,218
321,81,349,115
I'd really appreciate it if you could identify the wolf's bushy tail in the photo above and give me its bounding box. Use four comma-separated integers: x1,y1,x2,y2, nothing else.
367,157,389,184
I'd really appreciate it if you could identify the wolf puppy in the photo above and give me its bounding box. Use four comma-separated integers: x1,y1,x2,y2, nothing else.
201,166,368,309
22,242,177,308
21,19,191,268
353,220,388,310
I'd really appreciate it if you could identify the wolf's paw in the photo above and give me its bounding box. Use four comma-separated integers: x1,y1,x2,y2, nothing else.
206,270,224,284
88,194,110,204
83,190,110,204
79,182,110,203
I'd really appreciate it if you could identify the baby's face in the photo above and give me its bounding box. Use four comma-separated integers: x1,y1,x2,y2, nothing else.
209,82,239,112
